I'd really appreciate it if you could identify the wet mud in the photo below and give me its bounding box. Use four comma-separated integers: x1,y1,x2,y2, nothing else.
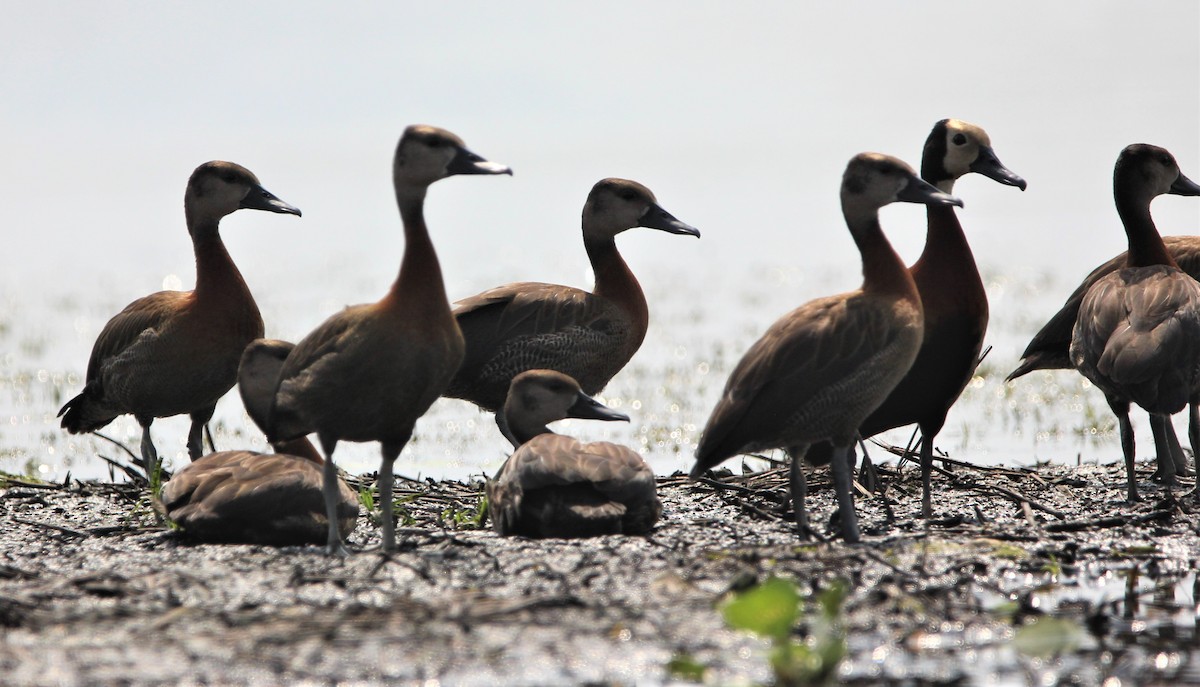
1,454,1197,686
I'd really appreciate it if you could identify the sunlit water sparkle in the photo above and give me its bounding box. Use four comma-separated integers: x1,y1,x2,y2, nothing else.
0,262,1156,484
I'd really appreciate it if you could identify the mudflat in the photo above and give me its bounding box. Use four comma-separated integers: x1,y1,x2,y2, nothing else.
1,456,1197,686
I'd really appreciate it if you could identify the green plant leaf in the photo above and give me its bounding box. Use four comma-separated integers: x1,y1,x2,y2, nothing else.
816,580,848,620
770,640,843,687
722,576,799,640
666,653,708,682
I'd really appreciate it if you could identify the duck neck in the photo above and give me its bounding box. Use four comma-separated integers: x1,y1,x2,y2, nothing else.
503,411,552,449
187,215,252,305
1117,191,1176,268
844,208,919,300
274,437,324,465
585,235,648,336
911,177,982,283
385,186,452,314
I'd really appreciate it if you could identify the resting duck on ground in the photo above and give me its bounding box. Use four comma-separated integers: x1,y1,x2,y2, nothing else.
488,369,661,538
157,340,358,546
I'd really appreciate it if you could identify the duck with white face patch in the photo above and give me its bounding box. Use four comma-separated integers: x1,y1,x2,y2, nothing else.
805,119,1026,519
692,152,962,544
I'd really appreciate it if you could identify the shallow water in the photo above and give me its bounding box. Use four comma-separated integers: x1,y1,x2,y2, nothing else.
0,261,1159,484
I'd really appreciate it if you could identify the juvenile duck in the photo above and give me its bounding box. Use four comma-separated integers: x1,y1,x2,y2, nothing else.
488,369,660,537
157,341,358,546
1008,238,1200,481
692,153,962,543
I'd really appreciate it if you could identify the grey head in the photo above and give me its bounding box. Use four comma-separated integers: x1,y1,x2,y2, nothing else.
501,369,629,447
582,178,700,242
841,152,964,224
1115,144,1200,202
185,160,301,229
393,124,512,190
238,339,296,434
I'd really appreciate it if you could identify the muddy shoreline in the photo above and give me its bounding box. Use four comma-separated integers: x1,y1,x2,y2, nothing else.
1,456,1198,686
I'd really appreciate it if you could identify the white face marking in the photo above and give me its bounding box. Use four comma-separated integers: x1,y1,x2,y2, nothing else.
943,121,983,180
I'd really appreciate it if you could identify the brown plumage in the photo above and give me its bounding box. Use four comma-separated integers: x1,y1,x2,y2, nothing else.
806,120,1026,517
691,153,963,543
1009,237,1200,381
262,125,511,554
157,340,359,546
58,161,300,478
157,446,358,546
1007,237,1200,480
446,178,699,426
1069,144,1200,501
487,370,660,538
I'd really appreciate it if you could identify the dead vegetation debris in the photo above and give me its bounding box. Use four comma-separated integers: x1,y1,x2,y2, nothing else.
0,454,1198,686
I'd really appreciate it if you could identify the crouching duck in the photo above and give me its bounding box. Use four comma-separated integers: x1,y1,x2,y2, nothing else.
487,369,662,537
156,340,359,545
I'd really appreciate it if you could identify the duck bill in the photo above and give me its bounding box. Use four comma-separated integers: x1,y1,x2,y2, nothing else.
567,391,630,423
447,147,513,176
241,185,302,216
1169,172,1200,196
970,146,1028,190
639,202,701,237
898,175,964,208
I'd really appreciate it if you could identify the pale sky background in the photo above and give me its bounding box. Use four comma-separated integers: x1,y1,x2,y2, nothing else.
2,2,1198,478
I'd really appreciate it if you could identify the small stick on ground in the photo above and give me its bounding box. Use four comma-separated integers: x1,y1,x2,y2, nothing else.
925,462,1067,519
1044,509,1172,533
0,478,60,491
12,517,91,539
1021,501,1038,531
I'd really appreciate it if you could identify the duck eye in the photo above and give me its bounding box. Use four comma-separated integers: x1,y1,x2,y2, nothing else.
952,133,967,146
619,190,638,201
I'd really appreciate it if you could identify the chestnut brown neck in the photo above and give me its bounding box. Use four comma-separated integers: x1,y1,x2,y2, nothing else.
383,187,454,317
1117,192,1177,269
503,409,553,448
848,213,919,302
189,218,256,312
274,436,324,465
585,236,648,339
911,203,984,289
